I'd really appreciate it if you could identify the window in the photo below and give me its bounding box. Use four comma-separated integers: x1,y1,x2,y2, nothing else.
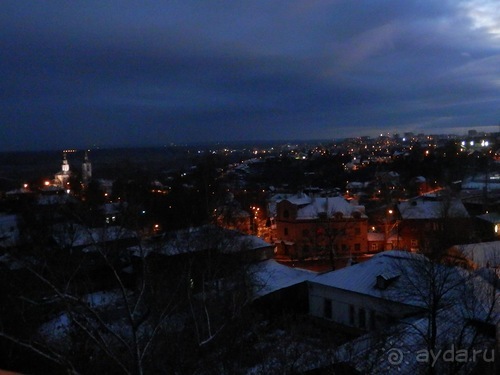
371,243,378,251
355,227,361,235
323,299,332,319
411,239,418,247
369,310,376,330
354,243,361,252
349,305,355,326
342,244,348,252
358,308,366,329
284,227,288,236
283,209,290,219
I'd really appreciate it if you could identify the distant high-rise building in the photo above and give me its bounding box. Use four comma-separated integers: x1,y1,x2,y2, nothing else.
468,129,478,137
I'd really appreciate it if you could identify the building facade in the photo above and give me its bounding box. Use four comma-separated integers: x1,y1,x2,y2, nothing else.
273,194,368,260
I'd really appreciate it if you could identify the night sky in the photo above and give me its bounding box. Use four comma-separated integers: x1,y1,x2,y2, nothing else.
1,1,500,151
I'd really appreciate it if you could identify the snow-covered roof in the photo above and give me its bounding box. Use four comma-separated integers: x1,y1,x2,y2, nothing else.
5,187,32,195
267,193,300,217
37,194,73,206
285,193,314,206
323,263,500,374
295,196,367,220
102,202,127,215
133,226,273,257
477,212,500,223
250,259,316,298
311,251,434,307
451,241,500,268
83,289,128,309
346,181,364,189
398,197,469,220
0,214,19,248
334,300,499,374
462,174,500,191
52,224,137,249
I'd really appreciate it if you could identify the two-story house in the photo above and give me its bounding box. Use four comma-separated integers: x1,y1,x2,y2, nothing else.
395,193,471,253
274,193,368,260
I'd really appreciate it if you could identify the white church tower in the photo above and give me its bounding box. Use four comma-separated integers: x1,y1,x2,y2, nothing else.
82,150,92,186
55,152,71,187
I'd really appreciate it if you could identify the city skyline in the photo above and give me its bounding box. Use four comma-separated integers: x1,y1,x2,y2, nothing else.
1,0,500,151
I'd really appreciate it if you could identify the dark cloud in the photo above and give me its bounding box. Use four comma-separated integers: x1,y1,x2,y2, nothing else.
1,0,499,151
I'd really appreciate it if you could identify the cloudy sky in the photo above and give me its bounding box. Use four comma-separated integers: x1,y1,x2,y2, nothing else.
1,0,500,151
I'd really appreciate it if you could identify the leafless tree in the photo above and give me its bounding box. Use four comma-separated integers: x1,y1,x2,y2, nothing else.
1,205,261,374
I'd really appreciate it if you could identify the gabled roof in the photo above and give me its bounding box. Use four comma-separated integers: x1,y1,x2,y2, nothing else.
311,251,426,305
132,225,273,257
451,241,500,268
310,250,472,308
251,259,316,298
398,197,469,220
295,196,367,220
285,193,313,206
477,212,500,223
334,298,499,374
52,224,137,249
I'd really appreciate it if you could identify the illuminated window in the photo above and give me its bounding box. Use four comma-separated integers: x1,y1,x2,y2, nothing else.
495,224,498,234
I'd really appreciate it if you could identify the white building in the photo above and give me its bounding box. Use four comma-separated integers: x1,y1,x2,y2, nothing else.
308,251,430,331
54,152,71,187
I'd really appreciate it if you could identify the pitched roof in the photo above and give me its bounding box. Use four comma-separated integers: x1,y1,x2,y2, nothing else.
451,241,500,268
295,196,366,219
132,225,273,257
398,197,469,220
477,212,500,223
251,259,316,298
311,251,426,305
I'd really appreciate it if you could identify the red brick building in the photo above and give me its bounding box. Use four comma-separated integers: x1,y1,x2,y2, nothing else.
273,194,368,260
394,194,471,252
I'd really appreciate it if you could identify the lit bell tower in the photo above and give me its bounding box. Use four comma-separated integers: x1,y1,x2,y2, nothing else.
61,152,70,173
82,150,92,186
55,152,71,187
